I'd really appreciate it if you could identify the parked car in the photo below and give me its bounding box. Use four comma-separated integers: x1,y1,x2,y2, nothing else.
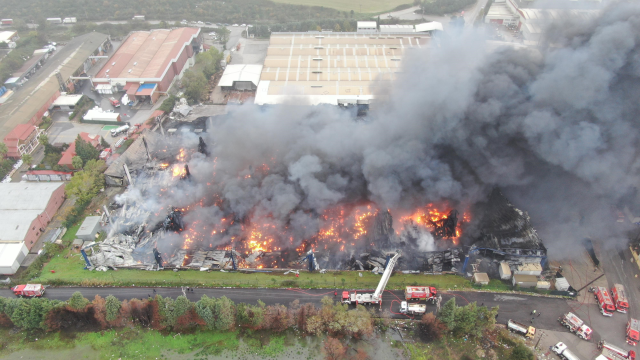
232,24,239,26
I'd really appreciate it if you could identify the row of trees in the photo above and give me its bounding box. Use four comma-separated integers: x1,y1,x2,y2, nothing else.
0,0,345,24
248,19,357,38
181,47,224,104
0,33,47,84
418,0,476,16
0,293,376,338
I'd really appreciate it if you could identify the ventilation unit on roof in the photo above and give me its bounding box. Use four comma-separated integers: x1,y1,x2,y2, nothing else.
391,58,401,61
128,69,132,73
315,36,324,38
312,58,323,61
133,62,137,66
312,71,322,73
112,62,116,65
106,69,110,73
314,46,324,49
311,85,323,88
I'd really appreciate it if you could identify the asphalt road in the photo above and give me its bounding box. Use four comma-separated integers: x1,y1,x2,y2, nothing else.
0,286,573,327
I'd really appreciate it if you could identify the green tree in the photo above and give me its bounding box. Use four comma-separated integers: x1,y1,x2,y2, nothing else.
158,94,178,113
0,142,7,158
39,134,48,146
453,302,478,337
195,295,236,330
75,135,99,165
438,298,457,331
510,344,535,360
71,156,83,169
334,23,341,32
100,137,110,149
182,70,208,104
65,159,106,206
21,153,33,166
105,295,121,321
67,291,90,310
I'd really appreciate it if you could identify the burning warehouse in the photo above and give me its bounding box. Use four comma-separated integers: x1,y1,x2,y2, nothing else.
85,8,640,277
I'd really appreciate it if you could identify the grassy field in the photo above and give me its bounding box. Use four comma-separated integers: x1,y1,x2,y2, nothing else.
30,218,473,289
270,0,413,14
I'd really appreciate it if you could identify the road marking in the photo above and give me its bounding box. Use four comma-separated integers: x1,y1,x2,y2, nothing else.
494,295,527,301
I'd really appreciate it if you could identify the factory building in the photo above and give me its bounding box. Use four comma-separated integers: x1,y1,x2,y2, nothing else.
356,21,377,33
91,27,202,104
0,183,66,274
255,32,431,106
218,64,263,91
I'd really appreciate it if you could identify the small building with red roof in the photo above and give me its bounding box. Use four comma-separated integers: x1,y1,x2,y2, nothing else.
58,132,102,169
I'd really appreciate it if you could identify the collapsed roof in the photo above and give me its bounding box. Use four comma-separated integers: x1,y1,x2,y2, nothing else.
472,189,546,251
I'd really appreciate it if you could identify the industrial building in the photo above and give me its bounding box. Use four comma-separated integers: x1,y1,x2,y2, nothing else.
356,21,377,33
0,31,18,46
3,124,44,158
0,183,66,274
255,32,431,106
218,64,263,91
91,27,202,104
49,94,84,111
0,32,111,146
484,0,601,44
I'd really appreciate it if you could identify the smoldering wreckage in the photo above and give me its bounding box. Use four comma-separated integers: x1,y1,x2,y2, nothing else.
84,6,640,285
88,130,545,278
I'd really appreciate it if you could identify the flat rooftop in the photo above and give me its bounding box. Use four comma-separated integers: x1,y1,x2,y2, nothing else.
255,32,430,105
94,27,199,80
0,183,64,242
0,32,109,142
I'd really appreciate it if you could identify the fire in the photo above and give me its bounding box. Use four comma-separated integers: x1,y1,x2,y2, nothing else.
172,165,186,177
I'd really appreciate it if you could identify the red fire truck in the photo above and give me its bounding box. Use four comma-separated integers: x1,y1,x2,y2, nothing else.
593,286,616,316
405,286,438,303
612,284,630,313
598,340,636,360
11,284,45,297
627,319,640,346
559,312,593,340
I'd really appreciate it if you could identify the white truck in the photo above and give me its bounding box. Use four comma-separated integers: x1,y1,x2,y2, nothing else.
551,342,581,360
63,17,77,24
507,319,536,339
559,312,592,340
111,124,130,137
400,301,426,315
342,252,400,309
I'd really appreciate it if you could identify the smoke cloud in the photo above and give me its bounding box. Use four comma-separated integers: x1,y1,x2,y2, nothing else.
135,4,640,259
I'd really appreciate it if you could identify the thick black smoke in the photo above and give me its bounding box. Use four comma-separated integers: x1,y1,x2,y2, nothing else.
146,4,640,257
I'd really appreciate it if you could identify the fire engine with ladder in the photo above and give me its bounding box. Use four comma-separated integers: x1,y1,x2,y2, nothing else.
342,252,400,309
627,319,640,346
591,286,616,316
598,340,636,360
611,284,630,313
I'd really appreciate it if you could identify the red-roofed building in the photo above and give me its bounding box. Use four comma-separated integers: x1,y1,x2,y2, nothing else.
58,132,102,169
91,27,202,104
3,124,44,158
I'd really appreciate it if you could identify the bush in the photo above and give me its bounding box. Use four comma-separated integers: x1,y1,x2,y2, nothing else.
510,344,535,360
417,313,445,342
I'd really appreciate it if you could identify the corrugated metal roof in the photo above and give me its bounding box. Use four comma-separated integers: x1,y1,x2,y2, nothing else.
415,22,444,32
219,64,263,87
94,27,200,80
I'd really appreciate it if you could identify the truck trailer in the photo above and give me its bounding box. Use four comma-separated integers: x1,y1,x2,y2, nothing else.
592,286,616,316
627,319,640,346
63,17,77,24
611,284,630,313
400,301,426,315
111,124,130,137
598,340,636,360
558,312,592,340
551,342,581,360
507,319,536,339
11,284,45,297
405,286,437,302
